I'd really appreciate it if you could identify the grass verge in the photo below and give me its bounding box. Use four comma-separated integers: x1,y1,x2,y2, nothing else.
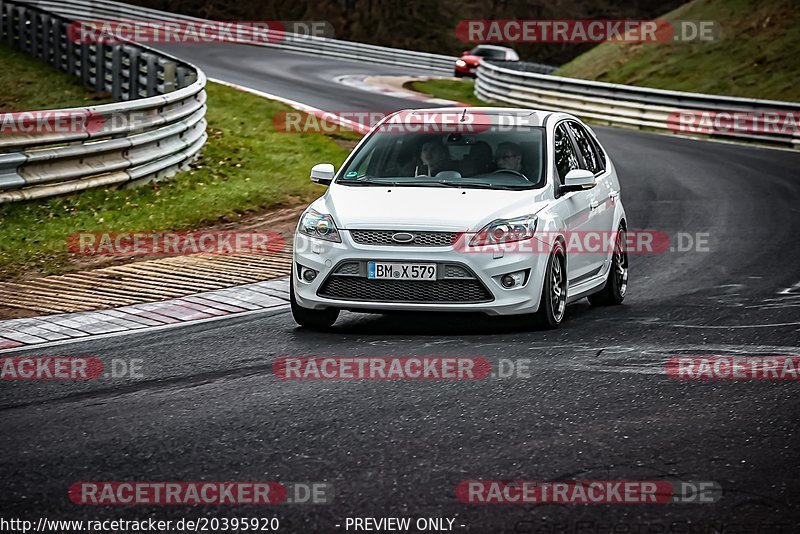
406,79,484,106
556,0,799,101
0,44,113,111
0,79,359,279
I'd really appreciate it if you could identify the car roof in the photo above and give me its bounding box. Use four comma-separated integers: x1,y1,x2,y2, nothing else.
473,45,514,52
392,107,561,128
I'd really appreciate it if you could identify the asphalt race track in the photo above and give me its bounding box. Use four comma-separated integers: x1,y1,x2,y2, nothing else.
2,44,800,532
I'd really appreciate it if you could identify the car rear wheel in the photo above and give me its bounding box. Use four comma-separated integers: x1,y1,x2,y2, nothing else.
588,226,628,306
290,278,339,329
533,242,567,329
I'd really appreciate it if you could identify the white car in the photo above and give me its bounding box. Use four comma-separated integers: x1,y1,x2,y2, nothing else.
291,107,628,329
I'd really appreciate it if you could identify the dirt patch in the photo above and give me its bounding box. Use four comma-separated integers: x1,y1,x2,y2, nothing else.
8,204,307,284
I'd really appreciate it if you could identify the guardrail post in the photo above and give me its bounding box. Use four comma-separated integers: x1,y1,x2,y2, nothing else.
158,58,177,93
176,66,197,89
140,52,158,97
53,18,66,71
14,4,25,51
65,25,78,75
110,45,123,100
94,42,106,94
80,42,92,85
121,45,140,100
30,10,40,58
40,13,52,63
0,1,6,44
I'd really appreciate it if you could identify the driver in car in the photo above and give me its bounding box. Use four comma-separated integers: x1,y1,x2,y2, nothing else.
496,142,523,172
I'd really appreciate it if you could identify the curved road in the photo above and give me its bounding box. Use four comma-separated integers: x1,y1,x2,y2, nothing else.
2,44,800,532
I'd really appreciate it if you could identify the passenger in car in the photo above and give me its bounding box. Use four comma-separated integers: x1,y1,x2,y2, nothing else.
419,141,456,176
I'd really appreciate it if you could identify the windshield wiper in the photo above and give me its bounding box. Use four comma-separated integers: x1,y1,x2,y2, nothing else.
337,178,531,190
399,180,463,188
340,179,462,188
337,177,400,186
437,181,530,190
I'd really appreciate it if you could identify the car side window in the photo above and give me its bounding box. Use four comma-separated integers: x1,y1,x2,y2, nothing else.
590,133,606,170
554,123,580,184
567,121,604,174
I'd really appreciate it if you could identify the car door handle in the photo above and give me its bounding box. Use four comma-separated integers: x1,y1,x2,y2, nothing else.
608,190,620,200
589,200,600,210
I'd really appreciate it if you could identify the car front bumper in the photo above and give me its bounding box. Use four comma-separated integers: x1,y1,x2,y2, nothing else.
292,230,551,315
454,65,477,77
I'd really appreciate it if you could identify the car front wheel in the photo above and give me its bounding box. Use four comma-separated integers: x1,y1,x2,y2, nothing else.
533,242,567,329
290,278,339,329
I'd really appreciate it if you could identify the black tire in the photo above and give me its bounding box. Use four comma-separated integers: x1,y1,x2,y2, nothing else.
290,278,339,329
454,70,464,78
588,226,628,306
533,242,567,329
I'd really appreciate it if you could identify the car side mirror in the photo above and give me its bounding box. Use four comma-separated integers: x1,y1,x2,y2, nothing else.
310,163,335,185
560,169,596,193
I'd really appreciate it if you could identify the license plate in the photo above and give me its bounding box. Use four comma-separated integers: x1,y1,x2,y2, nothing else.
367,262,436,280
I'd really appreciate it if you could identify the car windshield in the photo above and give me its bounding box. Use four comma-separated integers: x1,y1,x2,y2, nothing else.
471,47,506,59
337,127,545,190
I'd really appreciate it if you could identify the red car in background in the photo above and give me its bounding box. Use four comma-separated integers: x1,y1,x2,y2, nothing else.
454,45,519,77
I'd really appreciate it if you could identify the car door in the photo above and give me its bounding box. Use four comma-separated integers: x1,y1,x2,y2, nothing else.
566,121,615,273
552,121,595,284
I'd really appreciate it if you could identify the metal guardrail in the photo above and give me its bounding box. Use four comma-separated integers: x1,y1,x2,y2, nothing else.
476,60,800,149
494,60,555,75
20,0,459,73
0,0,207,203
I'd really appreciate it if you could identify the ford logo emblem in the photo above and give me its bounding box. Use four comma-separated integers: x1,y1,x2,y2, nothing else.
391,232,415,244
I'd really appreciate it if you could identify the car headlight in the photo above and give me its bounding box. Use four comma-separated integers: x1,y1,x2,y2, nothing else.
470,215,537,246
455,59,467,68
298,209,341,242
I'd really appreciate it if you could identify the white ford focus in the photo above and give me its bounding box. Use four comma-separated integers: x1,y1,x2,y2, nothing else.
291,107,628,329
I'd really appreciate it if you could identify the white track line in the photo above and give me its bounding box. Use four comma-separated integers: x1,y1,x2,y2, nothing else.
209,78,371,133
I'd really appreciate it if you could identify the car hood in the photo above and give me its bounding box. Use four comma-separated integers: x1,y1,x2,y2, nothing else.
460,55,482,66
312,184,550,231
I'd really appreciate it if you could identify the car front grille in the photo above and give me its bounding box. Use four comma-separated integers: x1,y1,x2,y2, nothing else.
443,264,472,279
334,262,361,276
349,230,458,247
318,277,493,303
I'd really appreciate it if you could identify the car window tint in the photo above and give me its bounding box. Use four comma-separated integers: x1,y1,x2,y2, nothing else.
472,47,505,59
589,133,606,170
554,124,580,184
339,127,547,188
567,121,603,174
